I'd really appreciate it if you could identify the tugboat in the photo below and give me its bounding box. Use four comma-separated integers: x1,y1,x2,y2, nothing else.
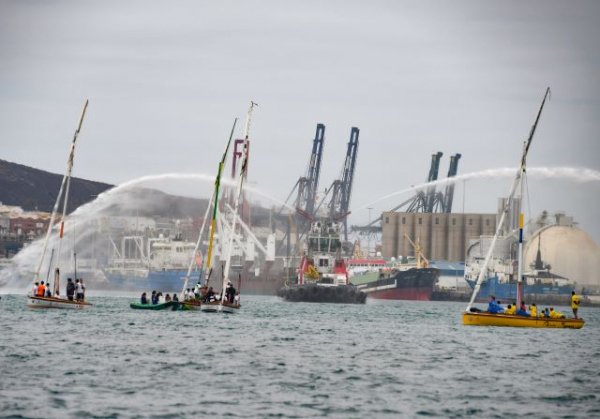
278,220,366,304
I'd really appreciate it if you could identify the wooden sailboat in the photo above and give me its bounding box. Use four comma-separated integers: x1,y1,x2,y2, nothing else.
27,100,92,310
462,88,583,329
201,102,256,314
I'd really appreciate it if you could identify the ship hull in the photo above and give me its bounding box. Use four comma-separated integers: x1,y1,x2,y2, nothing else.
357,268,439,301
465,277,574,301
278,284,367,304
462,311,584,329
104,270,194,292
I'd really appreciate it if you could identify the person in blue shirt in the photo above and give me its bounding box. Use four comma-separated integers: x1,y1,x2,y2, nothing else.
487,296,504,314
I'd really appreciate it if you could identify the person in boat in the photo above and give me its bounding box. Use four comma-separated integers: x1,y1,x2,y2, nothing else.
32,282,39,297
140,292,148,304
66,278,75,301
505,304,516,315
45,284,52,297
529,303,537,317
225,281,236,304
549,307,566,319
234,292,240,305
172,293,179,302
487,296,504,314
36,281,46,297
204,286,215,302
571,291,580,319
158,292,165,304
165,293,172,302
75,279,85,302
79,278,86,300
516,301,529,316
194,282,202,299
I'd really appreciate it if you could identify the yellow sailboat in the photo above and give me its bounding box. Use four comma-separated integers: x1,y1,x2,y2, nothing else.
462,87,583,329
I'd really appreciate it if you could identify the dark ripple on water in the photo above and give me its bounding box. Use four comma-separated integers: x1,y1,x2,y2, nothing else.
0,296,599,418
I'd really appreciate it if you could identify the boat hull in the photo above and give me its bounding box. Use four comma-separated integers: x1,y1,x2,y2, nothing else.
462,311,584,329
278,284,367,304
180,300,202,311
27,296,91,309
200,301,240,313
356,268,439,301
129,301,177,310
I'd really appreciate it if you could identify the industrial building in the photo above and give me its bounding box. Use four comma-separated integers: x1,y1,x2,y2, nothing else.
381,211,497,262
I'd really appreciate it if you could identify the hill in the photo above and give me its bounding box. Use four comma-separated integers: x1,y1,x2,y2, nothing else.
0,159,113,213
0,159,273,222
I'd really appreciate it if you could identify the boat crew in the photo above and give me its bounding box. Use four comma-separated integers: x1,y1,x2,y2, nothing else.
505,304,516,315
140,292,148,304
75,279,85,301
36,281,46,297
516,301,529,316
571,291,580,319
66,278,75,301
31,282,38,297
529,303,537,317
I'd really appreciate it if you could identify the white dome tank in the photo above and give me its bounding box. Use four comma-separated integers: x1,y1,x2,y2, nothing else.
524,225,600,288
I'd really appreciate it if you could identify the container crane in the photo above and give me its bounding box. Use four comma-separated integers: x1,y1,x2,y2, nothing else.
327,127,359,241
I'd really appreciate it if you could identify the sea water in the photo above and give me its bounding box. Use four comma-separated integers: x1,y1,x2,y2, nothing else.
0,295,598,418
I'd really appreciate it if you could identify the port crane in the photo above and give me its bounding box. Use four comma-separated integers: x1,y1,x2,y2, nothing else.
352,152,462,235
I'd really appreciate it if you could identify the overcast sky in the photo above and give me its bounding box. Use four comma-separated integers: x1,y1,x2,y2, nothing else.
1,0,599,242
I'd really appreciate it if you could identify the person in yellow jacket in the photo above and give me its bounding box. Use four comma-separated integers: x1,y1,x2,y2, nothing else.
529,303,537,317
571,291,580,319
549,307,566,319
505,304,516,315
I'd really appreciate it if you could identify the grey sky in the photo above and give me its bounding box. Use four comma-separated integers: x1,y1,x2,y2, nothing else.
1,1,599,241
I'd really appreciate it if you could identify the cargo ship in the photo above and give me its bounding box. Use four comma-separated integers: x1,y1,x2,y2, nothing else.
103,235,199,292
464,229,576,302
349,234,439,301
352,265,439,300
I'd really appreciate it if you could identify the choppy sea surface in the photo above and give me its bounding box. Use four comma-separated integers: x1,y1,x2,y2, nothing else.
0,294,598,418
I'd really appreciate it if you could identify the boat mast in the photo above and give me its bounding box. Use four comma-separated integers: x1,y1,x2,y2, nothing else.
52,100,89,296
221,101,257,301
466,88,550,312
31,100,88,293
204,118,238,288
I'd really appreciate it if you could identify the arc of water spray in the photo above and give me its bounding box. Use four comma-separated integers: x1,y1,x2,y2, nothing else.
354,166,600,212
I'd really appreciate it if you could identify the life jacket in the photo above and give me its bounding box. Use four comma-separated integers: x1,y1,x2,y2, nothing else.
505,305,516,315
571,295,580,309
530,306,537,317
37,284,45,297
